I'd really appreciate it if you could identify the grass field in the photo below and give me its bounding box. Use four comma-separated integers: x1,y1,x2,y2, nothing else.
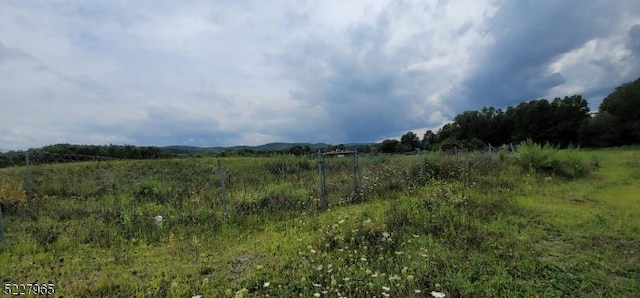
0,146,638,297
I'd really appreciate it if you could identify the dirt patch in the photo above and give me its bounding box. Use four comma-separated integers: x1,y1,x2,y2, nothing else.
225,251,267,283
570,197,599,204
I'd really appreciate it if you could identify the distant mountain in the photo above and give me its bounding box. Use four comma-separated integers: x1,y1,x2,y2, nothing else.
161,142,336,154
160,145,224,154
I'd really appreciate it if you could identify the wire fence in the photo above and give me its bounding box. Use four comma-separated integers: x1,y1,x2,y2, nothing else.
0,145,523,249
317,150,362,209
0,144,512,219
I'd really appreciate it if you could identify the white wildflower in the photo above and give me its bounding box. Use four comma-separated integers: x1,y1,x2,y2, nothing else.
431,291,446,298
154,215,163,226
263,282,270,288
382,286,390,291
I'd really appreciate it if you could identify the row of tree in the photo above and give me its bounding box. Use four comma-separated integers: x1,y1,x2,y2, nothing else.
0,144,172,168
1,78,637,164
380,77,640,153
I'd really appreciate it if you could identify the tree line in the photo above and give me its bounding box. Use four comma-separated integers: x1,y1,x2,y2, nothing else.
379,77,640,153
1,77,637,165
0,144,172,168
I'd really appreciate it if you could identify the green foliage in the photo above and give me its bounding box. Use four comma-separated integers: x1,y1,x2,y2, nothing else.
515,140,557,172
515,140,596,178
2,149,639,296
377,80,640,151
400,131,420,151
378,139,401,153
598,77,640,144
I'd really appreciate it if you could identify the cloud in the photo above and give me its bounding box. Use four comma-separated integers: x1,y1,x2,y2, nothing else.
628,24,640,57
270,0,492,142
0,0,639,150
460,0,640,109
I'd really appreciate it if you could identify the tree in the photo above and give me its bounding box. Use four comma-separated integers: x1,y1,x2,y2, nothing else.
598,77,640,144
379,139,400,153
400,131,420,151
421,130,437,150
580,112,621,147
548,95,590,147
505,99,554,144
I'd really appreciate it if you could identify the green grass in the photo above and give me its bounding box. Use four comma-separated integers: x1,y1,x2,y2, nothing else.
0,148,638,297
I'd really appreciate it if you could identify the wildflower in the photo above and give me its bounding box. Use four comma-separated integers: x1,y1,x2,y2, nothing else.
414,289,422,293
313,283,322,287
313,293,321,297
431,291,446,298
192,296,202,298
235,288,248,298
154,215,163,226
382,286,390,292
263,282,270,288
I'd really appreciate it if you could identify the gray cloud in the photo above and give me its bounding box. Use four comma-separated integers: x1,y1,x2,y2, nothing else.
460,0,639,109
629,24,640,57
0,0,639,150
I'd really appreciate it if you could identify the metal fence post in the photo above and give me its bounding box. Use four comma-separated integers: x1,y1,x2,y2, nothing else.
0,205,5,247
24,150,32,197
217,160,229,217
417,149,426,183
352,151,361,202
317,150,327,210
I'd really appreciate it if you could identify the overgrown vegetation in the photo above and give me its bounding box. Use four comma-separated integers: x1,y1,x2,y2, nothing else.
1,146,638,296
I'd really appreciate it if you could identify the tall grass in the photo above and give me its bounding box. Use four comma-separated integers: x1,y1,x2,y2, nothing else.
3,145,636,296
515,139,597,178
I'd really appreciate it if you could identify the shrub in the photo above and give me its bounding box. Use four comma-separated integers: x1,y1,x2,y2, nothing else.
515,140,596,178
515,140,557,172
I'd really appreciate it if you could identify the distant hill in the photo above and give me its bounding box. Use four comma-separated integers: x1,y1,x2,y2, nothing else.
161,142,336,154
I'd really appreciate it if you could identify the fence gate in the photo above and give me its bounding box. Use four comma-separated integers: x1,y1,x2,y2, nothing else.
317,150,362,209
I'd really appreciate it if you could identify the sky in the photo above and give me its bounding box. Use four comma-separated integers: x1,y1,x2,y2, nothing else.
1,0,639,150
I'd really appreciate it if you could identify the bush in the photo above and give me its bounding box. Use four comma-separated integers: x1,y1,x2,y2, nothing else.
515,140,595,178
515,140,557,172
